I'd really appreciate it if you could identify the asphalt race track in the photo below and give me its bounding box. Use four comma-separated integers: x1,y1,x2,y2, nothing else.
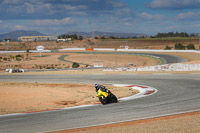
60,52,188,64
0,74,200,133
0,53,199,133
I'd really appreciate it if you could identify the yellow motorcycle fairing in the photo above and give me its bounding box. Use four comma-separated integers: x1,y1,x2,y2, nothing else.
96,89,109,99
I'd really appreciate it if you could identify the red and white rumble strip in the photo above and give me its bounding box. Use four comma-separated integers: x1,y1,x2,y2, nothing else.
112,84,157,101
64,84,157,110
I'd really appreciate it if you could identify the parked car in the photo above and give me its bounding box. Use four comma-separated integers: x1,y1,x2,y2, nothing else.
5,68,24,73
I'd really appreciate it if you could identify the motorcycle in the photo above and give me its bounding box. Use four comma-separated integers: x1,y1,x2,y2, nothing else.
98,90,118,105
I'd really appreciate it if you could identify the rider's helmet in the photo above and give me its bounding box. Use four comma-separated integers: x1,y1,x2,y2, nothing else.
95,84,100,92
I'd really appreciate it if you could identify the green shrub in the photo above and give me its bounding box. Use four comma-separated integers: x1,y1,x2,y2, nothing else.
164,45,172,50
16,54,23,61
175,43,185,50
186,44,195,50
72,62,80,68
3,57,7,61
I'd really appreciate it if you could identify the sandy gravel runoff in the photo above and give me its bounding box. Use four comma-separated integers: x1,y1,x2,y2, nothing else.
0,82,138,115
54,111,200,133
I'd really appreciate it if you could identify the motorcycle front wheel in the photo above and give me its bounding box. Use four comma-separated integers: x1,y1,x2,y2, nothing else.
99,97,107,105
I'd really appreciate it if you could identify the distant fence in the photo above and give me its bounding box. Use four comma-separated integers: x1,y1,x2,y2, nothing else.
58,48,200,53
2,48,200,53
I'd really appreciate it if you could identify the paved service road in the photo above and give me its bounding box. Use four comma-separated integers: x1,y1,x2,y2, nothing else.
0,74,200,133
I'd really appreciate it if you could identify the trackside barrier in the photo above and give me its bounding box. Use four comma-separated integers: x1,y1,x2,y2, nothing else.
117,49,200,53
0,51,26,53
93,48,115,51
2,48,200,53
0,50,51,53
29,50,51,53
58,48,200,53
103,63,200,72
85,48,94,51
58,48,85,51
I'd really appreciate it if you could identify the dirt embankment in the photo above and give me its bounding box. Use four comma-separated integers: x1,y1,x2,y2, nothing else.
96,39,199,49
0,82,138,115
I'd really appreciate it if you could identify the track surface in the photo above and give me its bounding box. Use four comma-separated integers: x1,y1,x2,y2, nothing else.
0,74,200,133
0,53,198,133
60,52,188,64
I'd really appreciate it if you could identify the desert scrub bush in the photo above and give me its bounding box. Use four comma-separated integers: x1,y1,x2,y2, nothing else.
0,56,2,62
72,62,80,68
175,43,185,50
15,54,23,61
164,45,172,50
3,57,7,61
186,44,195,50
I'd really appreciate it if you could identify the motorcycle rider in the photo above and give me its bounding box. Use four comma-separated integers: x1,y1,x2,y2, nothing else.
95,84,110,104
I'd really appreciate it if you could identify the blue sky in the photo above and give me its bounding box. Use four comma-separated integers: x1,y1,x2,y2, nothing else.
0,0,200,35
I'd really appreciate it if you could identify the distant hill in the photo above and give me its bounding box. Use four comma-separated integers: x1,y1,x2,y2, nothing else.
65,31,145,38
0,30,145,41
0,30,45,41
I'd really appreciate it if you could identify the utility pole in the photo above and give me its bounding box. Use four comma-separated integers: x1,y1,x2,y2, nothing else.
199,38,200,50
92,23,95,39
115,49,117,68
5,39,10,69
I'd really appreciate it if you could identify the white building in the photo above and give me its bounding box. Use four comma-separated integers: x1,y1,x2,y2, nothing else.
57,38,72,42
18,36,57,42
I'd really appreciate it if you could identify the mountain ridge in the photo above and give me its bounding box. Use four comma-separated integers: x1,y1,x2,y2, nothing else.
0,30,145,41
66,31,145,38
0,30,45,41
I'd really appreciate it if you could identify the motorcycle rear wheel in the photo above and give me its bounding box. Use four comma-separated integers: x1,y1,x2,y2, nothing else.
110,93,118,103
